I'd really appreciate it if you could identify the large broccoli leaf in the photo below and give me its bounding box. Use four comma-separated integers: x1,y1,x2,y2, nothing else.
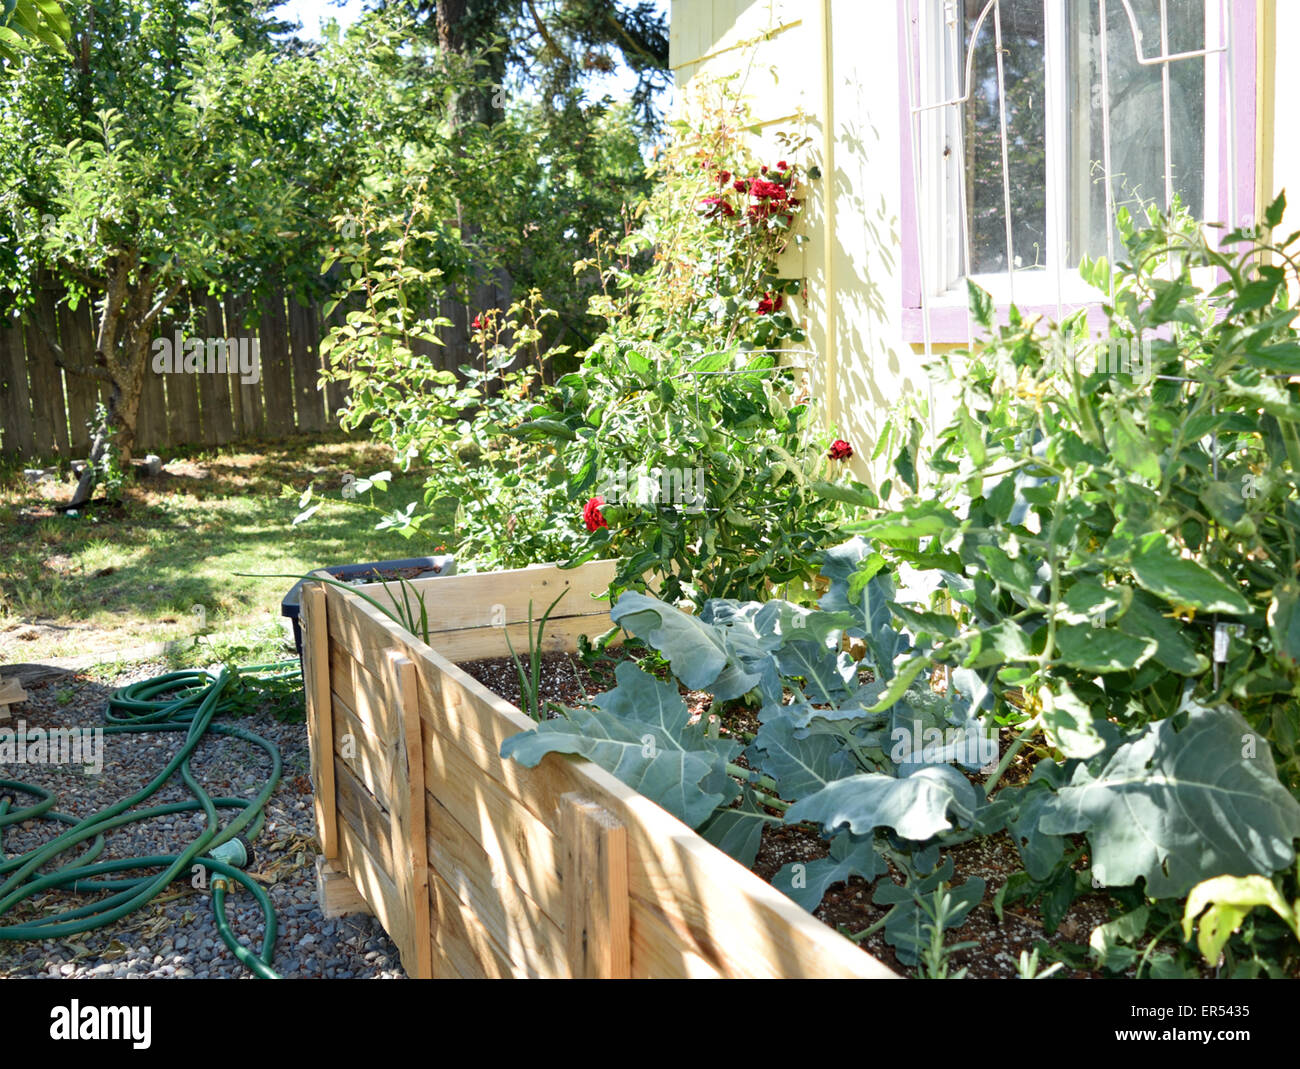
785,764,982,841
1037,702,1300,897
499,661,739,827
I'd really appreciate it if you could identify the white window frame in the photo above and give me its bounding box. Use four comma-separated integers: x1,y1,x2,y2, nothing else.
909,0,1233,316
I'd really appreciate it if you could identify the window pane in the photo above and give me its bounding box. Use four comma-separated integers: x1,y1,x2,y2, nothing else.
1068,0,1206,266
963,0,1047,275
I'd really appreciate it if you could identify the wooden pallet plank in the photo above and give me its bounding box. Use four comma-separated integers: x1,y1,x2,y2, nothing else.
328,638,400,742
423,788,566,977
561,793,629,978
331,690,396,815
335,755,395,874
356,560,617,633
421,719,563,921
427,868,518,979
301,583,338,859
389,651,432,979
336,817,405,948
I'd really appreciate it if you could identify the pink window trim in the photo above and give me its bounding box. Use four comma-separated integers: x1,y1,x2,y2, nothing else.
898,0,1258,344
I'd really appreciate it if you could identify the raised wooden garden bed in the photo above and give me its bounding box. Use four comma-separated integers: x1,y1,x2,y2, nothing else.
300,561,895,979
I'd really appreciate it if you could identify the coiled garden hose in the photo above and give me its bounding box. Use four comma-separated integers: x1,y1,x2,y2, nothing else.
0,662,298,978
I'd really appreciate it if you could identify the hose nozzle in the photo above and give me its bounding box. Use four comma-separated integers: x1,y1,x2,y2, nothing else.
207,834,254,870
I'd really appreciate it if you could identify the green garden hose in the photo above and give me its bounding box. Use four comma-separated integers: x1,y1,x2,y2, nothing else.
0,662,298,978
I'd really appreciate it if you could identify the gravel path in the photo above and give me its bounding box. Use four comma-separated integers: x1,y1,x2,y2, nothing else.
0,661,406,979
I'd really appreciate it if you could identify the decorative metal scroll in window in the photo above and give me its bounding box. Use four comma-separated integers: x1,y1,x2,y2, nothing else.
904,0,1238,335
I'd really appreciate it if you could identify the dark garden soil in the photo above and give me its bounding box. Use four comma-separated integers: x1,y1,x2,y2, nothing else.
457,648,1134,979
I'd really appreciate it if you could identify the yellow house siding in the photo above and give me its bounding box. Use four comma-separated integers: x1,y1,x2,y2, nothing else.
671,0,928,483
673,1,1287,484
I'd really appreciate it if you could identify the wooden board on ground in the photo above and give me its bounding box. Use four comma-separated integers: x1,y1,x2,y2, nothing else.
0,674,29,720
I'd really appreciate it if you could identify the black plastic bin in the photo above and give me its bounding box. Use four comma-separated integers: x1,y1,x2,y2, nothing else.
281,555,457,669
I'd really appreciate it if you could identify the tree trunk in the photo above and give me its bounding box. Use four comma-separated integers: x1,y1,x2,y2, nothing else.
83,254,177,471
436,0,510,370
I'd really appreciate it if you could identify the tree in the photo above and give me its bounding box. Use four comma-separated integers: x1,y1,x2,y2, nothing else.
0,0,70,64
361,0,669,129
0,0,373,482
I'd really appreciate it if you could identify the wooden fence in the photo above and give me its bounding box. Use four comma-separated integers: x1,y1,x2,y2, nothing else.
0,270,513,461
0,286,360,460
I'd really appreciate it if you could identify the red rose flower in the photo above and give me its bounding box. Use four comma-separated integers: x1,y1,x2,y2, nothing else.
756,292,784,315
699,196,734,219
472,314,483,330
777,159,789,170
828,439,853,461
748,178,789,201
583,496,608,533
733,179,749,193
715,170,731,186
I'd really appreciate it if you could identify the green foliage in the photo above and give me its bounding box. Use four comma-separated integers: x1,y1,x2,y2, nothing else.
504,588,569,722
0,0,70,64
1182,873,1300,966
320,252,586,567
0,0,385,459
524,87,870,604
323,85,869,594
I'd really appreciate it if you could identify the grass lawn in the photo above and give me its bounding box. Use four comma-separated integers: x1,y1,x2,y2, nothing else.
0,434,448,662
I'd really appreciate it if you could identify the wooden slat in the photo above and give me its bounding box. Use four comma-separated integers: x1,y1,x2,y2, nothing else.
225,293,264,437
335,755,395,874
388,650,432,978
427,868,518,979
193,300,220,447
161,309,201,447
136,339,169,450
331,691,396,812
356,560,618,633
288,297,324,431
425,618,613,662
561,793,630,978
23,292,65,456
336,815,405,944
202,296,233,444
422,720,564,921
59,302,99,454
0,319,34,457
301,584,338,858
320,300,348,425
328,638,400,742
258,291,294,437
424,789,566,977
